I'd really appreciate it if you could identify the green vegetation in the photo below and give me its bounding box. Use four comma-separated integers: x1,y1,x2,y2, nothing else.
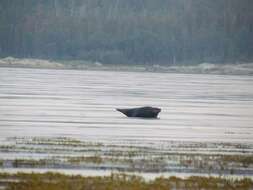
220,155,253,167
0,1,252,64
12,159,56,168
1,137,253,174
0,172,252,190
68,156,103,164
11,137,103,147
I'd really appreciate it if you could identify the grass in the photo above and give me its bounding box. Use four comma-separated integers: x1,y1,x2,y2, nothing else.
1,137,253,175
9,137,103,148
220,155,253,167
68,156,103,164
12,159,56,168
0,172,252,190
3,153,251,174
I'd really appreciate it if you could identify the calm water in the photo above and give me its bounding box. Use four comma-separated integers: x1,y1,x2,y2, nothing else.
0,67,253,144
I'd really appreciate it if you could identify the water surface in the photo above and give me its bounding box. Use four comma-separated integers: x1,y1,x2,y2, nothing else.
0,67,253,143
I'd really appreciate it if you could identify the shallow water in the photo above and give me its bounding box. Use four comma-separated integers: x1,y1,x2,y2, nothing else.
0,67,253,143
1,168,252,180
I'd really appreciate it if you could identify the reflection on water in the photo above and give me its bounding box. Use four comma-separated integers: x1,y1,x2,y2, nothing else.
0,67,253,143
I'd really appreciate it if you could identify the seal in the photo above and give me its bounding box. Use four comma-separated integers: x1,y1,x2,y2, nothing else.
116,106,161,118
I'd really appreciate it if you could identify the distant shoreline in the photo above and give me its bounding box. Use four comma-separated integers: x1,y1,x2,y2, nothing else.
0,57,253,75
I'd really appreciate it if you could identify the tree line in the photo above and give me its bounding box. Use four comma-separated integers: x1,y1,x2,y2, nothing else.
0,0,252,65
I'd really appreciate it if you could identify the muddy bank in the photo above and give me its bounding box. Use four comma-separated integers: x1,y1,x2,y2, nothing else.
0,172,252,190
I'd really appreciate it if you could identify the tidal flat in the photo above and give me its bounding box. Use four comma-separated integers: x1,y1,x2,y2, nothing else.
0,137,252,178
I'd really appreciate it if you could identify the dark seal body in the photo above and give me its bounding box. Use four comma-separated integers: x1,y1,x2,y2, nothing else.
116,106,161,118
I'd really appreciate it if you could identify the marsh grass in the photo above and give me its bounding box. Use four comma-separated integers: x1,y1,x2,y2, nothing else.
68,156,103,164
1,172,253,190
11,137,103,147
1,137,253,175
12,159,57,168
220,155,253,167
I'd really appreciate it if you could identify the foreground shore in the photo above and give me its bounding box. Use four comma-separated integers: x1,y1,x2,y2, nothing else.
0,172,252,190
1,137,253,178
